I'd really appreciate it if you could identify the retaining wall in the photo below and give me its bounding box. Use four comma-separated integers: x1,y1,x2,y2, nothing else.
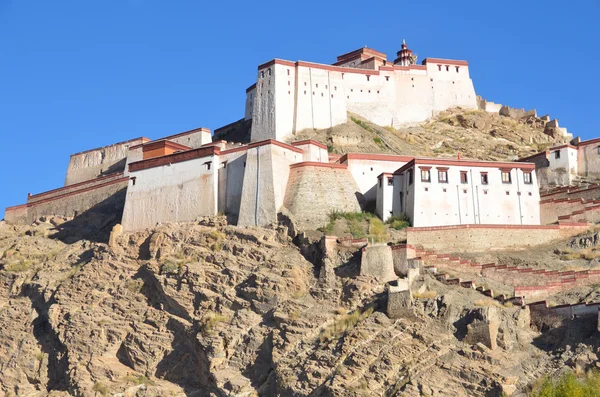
406,223,589,252
5,177,128,224
283,163,361,230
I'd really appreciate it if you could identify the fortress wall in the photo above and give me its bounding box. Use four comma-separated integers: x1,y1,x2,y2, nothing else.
121,155,219,232
237,143,302,227
26,173,125,204
124,146,144,177
161,128,212,149
291,141,328,163
344,71,396,127
406,223,589,252
540,199,585,224
220,149,248,218
4,205,28,224
344,156,411,203
5,177,128,224
292,64,347,134
251,65,277,142
245,85,256,121
65,137,147,186
275,63,297,140
283,163,361,230
376,175,394,221
578,141,600,178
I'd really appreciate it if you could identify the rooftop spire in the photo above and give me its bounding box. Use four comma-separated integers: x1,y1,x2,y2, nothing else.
394,39,417,66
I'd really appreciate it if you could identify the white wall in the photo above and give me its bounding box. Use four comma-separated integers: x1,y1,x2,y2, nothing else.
345,158,410,204
578,142,600,178
376,175,394,221
121,155,219,231
393,163,540,227
249,57,478,142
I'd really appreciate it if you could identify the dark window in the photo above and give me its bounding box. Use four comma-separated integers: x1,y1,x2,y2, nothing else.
597,146,600,155
460,171,468,184
523,172,533,184
480,173,488,185
204,161,212,170
501,171,512,184
387,177,393,186
260,71,265,78
456,66,459,72
445,65,449,71
421,169,431,182
555,151,561,159
408,170,413,185
399,192,404,211
438,170,448,183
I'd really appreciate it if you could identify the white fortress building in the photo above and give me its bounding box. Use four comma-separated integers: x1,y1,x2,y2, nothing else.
228,40,478,143
7,41,579,235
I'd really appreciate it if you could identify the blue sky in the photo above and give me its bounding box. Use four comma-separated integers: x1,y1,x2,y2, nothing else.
1,0,598,214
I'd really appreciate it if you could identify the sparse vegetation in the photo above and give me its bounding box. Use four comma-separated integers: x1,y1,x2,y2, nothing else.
92,381,109,396
320,306,375,342
5,259,32,273
160,258,183,275
558,248,600,261
201,311,229,332
386,214,410,230
529,371,600,397
373,136,382,145
123,374,156,386
124,279,143,294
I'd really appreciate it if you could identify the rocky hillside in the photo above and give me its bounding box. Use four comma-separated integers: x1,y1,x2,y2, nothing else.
287,108,569,161
1,217,599,396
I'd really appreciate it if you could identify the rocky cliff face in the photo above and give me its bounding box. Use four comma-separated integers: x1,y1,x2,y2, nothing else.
0,218,597,396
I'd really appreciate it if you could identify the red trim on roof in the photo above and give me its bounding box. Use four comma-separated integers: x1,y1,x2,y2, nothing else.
517,151,548,162
246,83,257,93
422,58,469,67
291,139,328,150
28,173,125,200
129,146,220,173
550,144,577,151
70,137,149,157
578,137,600,147
258,59,296,70
289,161,347,169
394,158,535,175
142,140,192,153
339,153,414,163
256,59,381,76
379,65,427,71
335,47,387,63
6,177,128,211
377,172,394,179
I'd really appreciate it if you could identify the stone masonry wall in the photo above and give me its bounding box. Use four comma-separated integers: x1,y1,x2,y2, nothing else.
283,163,361,230
65,138,147,186
5,177,128,224
406,224,589,252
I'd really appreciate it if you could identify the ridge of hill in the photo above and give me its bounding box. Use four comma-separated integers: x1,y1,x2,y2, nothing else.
286,108,568,161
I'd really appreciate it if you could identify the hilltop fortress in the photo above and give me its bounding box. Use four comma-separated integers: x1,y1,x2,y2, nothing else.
218,41,478,143
2,42,584,241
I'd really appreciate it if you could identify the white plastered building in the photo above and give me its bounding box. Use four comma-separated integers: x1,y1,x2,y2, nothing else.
241,42,477,143
387,158,540,227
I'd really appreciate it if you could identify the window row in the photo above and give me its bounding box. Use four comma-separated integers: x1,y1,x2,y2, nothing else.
410,169,533,185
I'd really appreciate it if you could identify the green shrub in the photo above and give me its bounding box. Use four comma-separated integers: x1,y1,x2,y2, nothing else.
373,136,382,145
5,260,33,273
201,311,229,332
386,215,411,230
123,374,156,386
529,371,600,397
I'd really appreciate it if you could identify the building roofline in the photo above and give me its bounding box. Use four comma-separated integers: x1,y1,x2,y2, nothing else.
339,153,414,164
257,59,381,76
578,137,600,147
291,139,328,150
422,58,469,67
129,146,220,173
141,140,192,152
394,158,536,175
335,47,387,63
289,161,347,169
70,137,150,157
246,83,257,93
517,151,549,162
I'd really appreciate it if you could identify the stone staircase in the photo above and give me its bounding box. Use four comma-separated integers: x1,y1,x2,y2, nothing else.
409,247,600,301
